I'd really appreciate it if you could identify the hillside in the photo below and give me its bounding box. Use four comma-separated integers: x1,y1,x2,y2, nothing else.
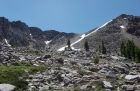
0,17,79,50
70,14,140,53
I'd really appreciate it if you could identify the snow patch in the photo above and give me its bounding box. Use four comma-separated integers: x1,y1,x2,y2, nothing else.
120,25,125,29
57,20,112,51
44,40,52,45
30,34,32,36
124,18,127,19
86,20,112,37
4,39,11,46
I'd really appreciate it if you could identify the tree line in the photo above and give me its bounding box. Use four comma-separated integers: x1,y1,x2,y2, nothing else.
120,40,140,62
67,39,106,54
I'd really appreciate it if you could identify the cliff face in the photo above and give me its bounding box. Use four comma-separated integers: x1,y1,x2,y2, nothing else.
0,17,78,49
0,14,140,52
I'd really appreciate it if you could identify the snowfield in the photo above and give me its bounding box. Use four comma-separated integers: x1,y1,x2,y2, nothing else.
58,20,112,51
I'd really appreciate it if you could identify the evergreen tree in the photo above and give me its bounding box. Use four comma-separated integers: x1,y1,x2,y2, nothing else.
120,39,140,62
67,39,71,48
101,40,106,54
120,42,125,56
84,40,89,51
130,40,135,60
126,40,132,59
93,56,99,64
134,46,140,63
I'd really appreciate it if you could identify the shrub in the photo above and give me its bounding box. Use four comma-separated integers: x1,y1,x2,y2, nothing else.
93,56,99,64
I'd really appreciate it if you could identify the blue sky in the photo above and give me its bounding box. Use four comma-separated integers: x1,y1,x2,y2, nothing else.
0,0,140,34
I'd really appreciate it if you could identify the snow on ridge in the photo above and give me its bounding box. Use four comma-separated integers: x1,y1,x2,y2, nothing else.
57,20,112,51
44,40,52,45
4,39,11,47
86,20,112,37
120,25,125,29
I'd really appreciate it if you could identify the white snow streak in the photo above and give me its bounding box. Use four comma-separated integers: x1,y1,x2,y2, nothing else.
44,40,52,45
120,25,125,29
57,20,112,51
4,39,11,46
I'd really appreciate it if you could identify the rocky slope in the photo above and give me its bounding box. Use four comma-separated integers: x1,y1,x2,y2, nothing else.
0,17,79,50
1,14,140,53
72,14,140,53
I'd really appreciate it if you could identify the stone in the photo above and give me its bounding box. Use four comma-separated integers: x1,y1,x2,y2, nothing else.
42,54,51,59
33,64,39,66
0,84,15,91
103,81,113,89
106,71,117,78
125,75,140,80
89,67,100,72
122,85,135,91
80,84,95,90
63,77,71,86
56,58,64,64
136,85,140,90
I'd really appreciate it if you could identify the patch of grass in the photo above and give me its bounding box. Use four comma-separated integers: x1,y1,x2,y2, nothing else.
0,64,48,90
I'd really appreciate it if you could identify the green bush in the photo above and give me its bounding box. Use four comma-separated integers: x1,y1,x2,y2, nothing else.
93,56,99,64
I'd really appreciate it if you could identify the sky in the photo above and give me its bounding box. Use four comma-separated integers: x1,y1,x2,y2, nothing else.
0,0,140,34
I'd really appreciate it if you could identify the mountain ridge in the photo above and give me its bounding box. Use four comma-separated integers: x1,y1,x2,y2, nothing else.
0,14,140,53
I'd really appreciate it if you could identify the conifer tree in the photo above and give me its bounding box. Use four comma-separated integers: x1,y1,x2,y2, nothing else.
67,39,71,48
101,40,106,54
84,40,89,51
134,46,140,62
120,42,125,56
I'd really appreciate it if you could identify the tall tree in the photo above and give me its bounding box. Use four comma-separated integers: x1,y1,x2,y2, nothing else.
84,40,89,51
134,46,140,62
120,42,126,57
101,40,106,54
67,39,71,48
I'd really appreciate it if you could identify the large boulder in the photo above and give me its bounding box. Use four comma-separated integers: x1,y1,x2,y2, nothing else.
103,81,113,89
0,84,15,91
56,58,64,64
122,85,135,91
106,71,118,79
42,54,51,59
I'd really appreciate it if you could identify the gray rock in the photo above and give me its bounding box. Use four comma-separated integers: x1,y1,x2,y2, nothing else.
42,54,51,59
103,81,113,89
80,84,95,90
56,58,64,64
122,85,135,91
0,84,15,91
106,71,117,78
125,75,140,80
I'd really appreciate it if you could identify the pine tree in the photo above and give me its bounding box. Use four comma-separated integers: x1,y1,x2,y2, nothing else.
126,40,131,59
134,46,140,63
84,40,89,51
120,42,125,56
130,40,135,60
120,40,140,62
67,39,71,48
101,40,106,54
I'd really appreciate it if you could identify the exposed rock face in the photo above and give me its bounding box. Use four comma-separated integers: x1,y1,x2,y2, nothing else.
74,14,140,52
0,17,78,50
0,14,140,52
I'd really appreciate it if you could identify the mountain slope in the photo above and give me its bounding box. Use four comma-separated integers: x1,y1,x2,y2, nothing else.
0,17,79,49
71,14,140,53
